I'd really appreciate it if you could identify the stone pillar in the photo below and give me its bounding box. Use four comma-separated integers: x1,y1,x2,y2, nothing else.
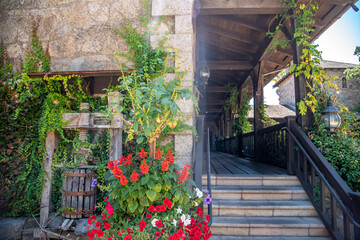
151,0,195,169
40,131,58,227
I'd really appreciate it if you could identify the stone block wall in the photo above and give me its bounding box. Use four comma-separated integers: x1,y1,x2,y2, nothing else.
278,75,296,108
0,0,196,168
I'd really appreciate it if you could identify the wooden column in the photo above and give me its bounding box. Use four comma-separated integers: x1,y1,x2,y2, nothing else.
194,115,205,190
252,61,264,161
40,131,58,226
108,92,123,161
290,8,312,130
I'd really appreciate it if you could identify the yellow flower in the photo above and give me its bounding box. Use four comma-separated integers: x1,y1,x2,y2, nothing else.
299,4,305,10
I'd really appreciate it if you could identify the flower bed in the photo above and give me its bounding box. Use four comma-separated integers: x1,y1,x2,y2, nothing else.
86,149,211,239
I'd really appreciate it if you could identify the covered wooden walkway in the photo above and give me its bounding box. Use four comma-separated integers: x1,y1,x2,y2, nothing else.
207,151,287,175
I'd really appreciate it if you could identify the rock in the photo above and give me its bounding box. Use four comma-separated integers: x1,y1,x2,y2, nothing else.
74,218,92,235
47,214,65,230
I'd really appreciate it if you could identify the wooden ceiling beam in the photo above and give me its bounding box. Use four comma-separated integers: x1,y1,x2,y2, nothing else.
199,0,285,15
198,38,255,57
206,86,229,93
200,61,253,71
201,23,257,46
210,15,267,32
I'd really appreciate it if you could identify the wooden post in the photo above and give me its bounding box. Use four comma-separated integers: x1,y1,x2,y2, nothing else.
108,92,123,161
195,116,205,190
286,116,296,175
252,61,264,161
290,8,312,131
40,131,58,227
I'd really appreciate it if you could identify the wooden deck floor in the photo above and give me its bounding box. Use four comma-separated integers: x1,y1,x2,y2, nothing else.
205,151,287,176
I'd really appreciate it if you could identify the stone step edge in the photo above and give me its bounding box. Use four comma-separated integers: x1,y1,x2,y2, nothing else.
202,175,301,186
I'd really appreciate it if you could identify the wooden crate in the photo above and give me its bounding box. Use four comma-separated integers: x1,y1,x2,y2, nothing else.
61,168,97,219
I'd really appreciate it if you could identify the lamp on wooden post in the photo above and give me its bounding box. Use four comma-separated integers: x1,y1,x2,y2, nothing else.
199,64,210,85
321,98,341,133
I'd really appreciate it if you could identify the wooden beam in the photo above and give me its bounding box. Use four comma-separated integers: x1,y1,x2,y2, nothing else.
199,0,285,15
210,15,267,32
201,23,257,46
200,61,253,71
206,86,229,93
198,39,254,57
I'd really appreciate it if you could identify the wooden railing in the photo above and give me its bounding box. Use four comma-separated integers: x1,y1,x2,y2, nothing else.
287,120,360,240
218,119,360,239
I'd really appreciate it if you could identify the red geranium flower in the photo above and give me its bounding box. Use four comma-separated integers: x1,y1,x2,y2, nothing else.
160,205,166,212
162,228,166,233
163,198,172,209
156,205,162,212
97,230,104,237
95,221,101,228
104,222,111,230
148,205,155,212
155,231,161,237
87,231,95,239
124,235,132,240
127,228,134,234
146,213,152,218
138,220,147,232
206,214,210,222
155,220,163,228
196,207,203,218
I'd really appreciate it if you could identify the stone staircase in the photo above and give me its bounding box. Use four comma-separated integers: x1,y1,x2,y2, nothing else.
203,175,330,240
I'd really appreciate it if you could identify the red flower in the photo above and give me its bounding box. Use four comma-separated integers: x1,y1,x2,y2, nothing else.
196,207,203,218
166,150,175,163
96,221,101,228
113,166,123,179
124,235,132,240
107,160,115,170
156,205,162,212
155,148,164,160
163,198,172,209
160,205,166,212
87,231,95,239
119,174,128,186
179,164,191,183
104,197,108,203
194,230,202,239
130,170,139,182
138,148,148,159
106,204,114,216
155,231,161,237
127,228,134,234
87,218,92,225
104,222,111,230
140,160,150,174
155,220,163,228
162,228,166,233
146,213,152,218
206,214,210,222
97,230,104,237
139,220,147,232
161,159,169,172
148,205,155,212
173,169,179,175
102,214,106,220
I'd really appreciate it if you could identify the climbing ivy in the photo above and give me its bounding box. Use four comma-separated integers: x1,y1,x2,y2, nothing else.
225,86,252,135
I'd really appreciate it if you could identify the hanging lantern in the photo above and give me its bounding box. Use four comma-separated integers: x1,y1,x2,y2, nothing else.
199,64,210,85
321,98,341,133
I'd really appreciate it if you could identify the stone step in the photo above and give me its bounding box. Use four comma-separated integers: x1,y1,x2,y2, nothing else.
211,216,329,237
210,236,331,240
206,185,308,201
202,175,301,187
205,200,317,217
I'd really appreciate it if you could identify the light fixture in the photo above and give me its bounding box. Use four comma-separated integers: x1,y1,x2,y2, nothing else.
351,3,359,12
321,98,341,133
199,64,210,85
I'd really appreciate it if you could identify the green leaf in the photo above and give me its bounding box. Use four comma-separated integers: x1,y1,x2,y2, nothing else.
146,190,157,202
136,136,144,144
154,183,162,192
128,200,138,213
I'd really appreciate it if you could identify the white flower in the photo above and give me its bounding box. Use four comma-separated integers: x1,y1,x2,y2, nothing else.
196,189,203,198
187,215,190,220
184,219,191,227
151,218,158,227
194,201,199,206
180,214,186,223
172,219,177,226
176,208,182,214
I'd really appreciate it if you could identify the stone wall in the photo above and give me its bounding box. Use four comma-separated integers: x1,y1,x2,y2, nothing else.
277,69,360,111
0,0,196,168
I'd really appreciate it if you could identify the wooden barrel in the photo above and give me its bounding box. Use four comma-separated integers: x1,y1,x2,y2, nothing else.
61,168,97,219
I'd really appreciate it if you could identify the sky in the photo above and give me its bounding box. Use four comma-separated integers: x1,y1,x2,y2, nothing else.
263,5,360,105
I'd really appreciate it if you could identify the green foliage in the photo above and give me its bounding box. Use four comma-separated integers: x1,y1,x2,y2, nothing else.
259,104,277,127
267,0,337,116
226,87,252,135
344,66,360,81
23,26,51,73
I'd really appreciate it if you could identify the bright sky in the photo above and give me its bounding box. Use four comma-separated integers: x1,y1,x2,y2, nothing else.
263,5,360,105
